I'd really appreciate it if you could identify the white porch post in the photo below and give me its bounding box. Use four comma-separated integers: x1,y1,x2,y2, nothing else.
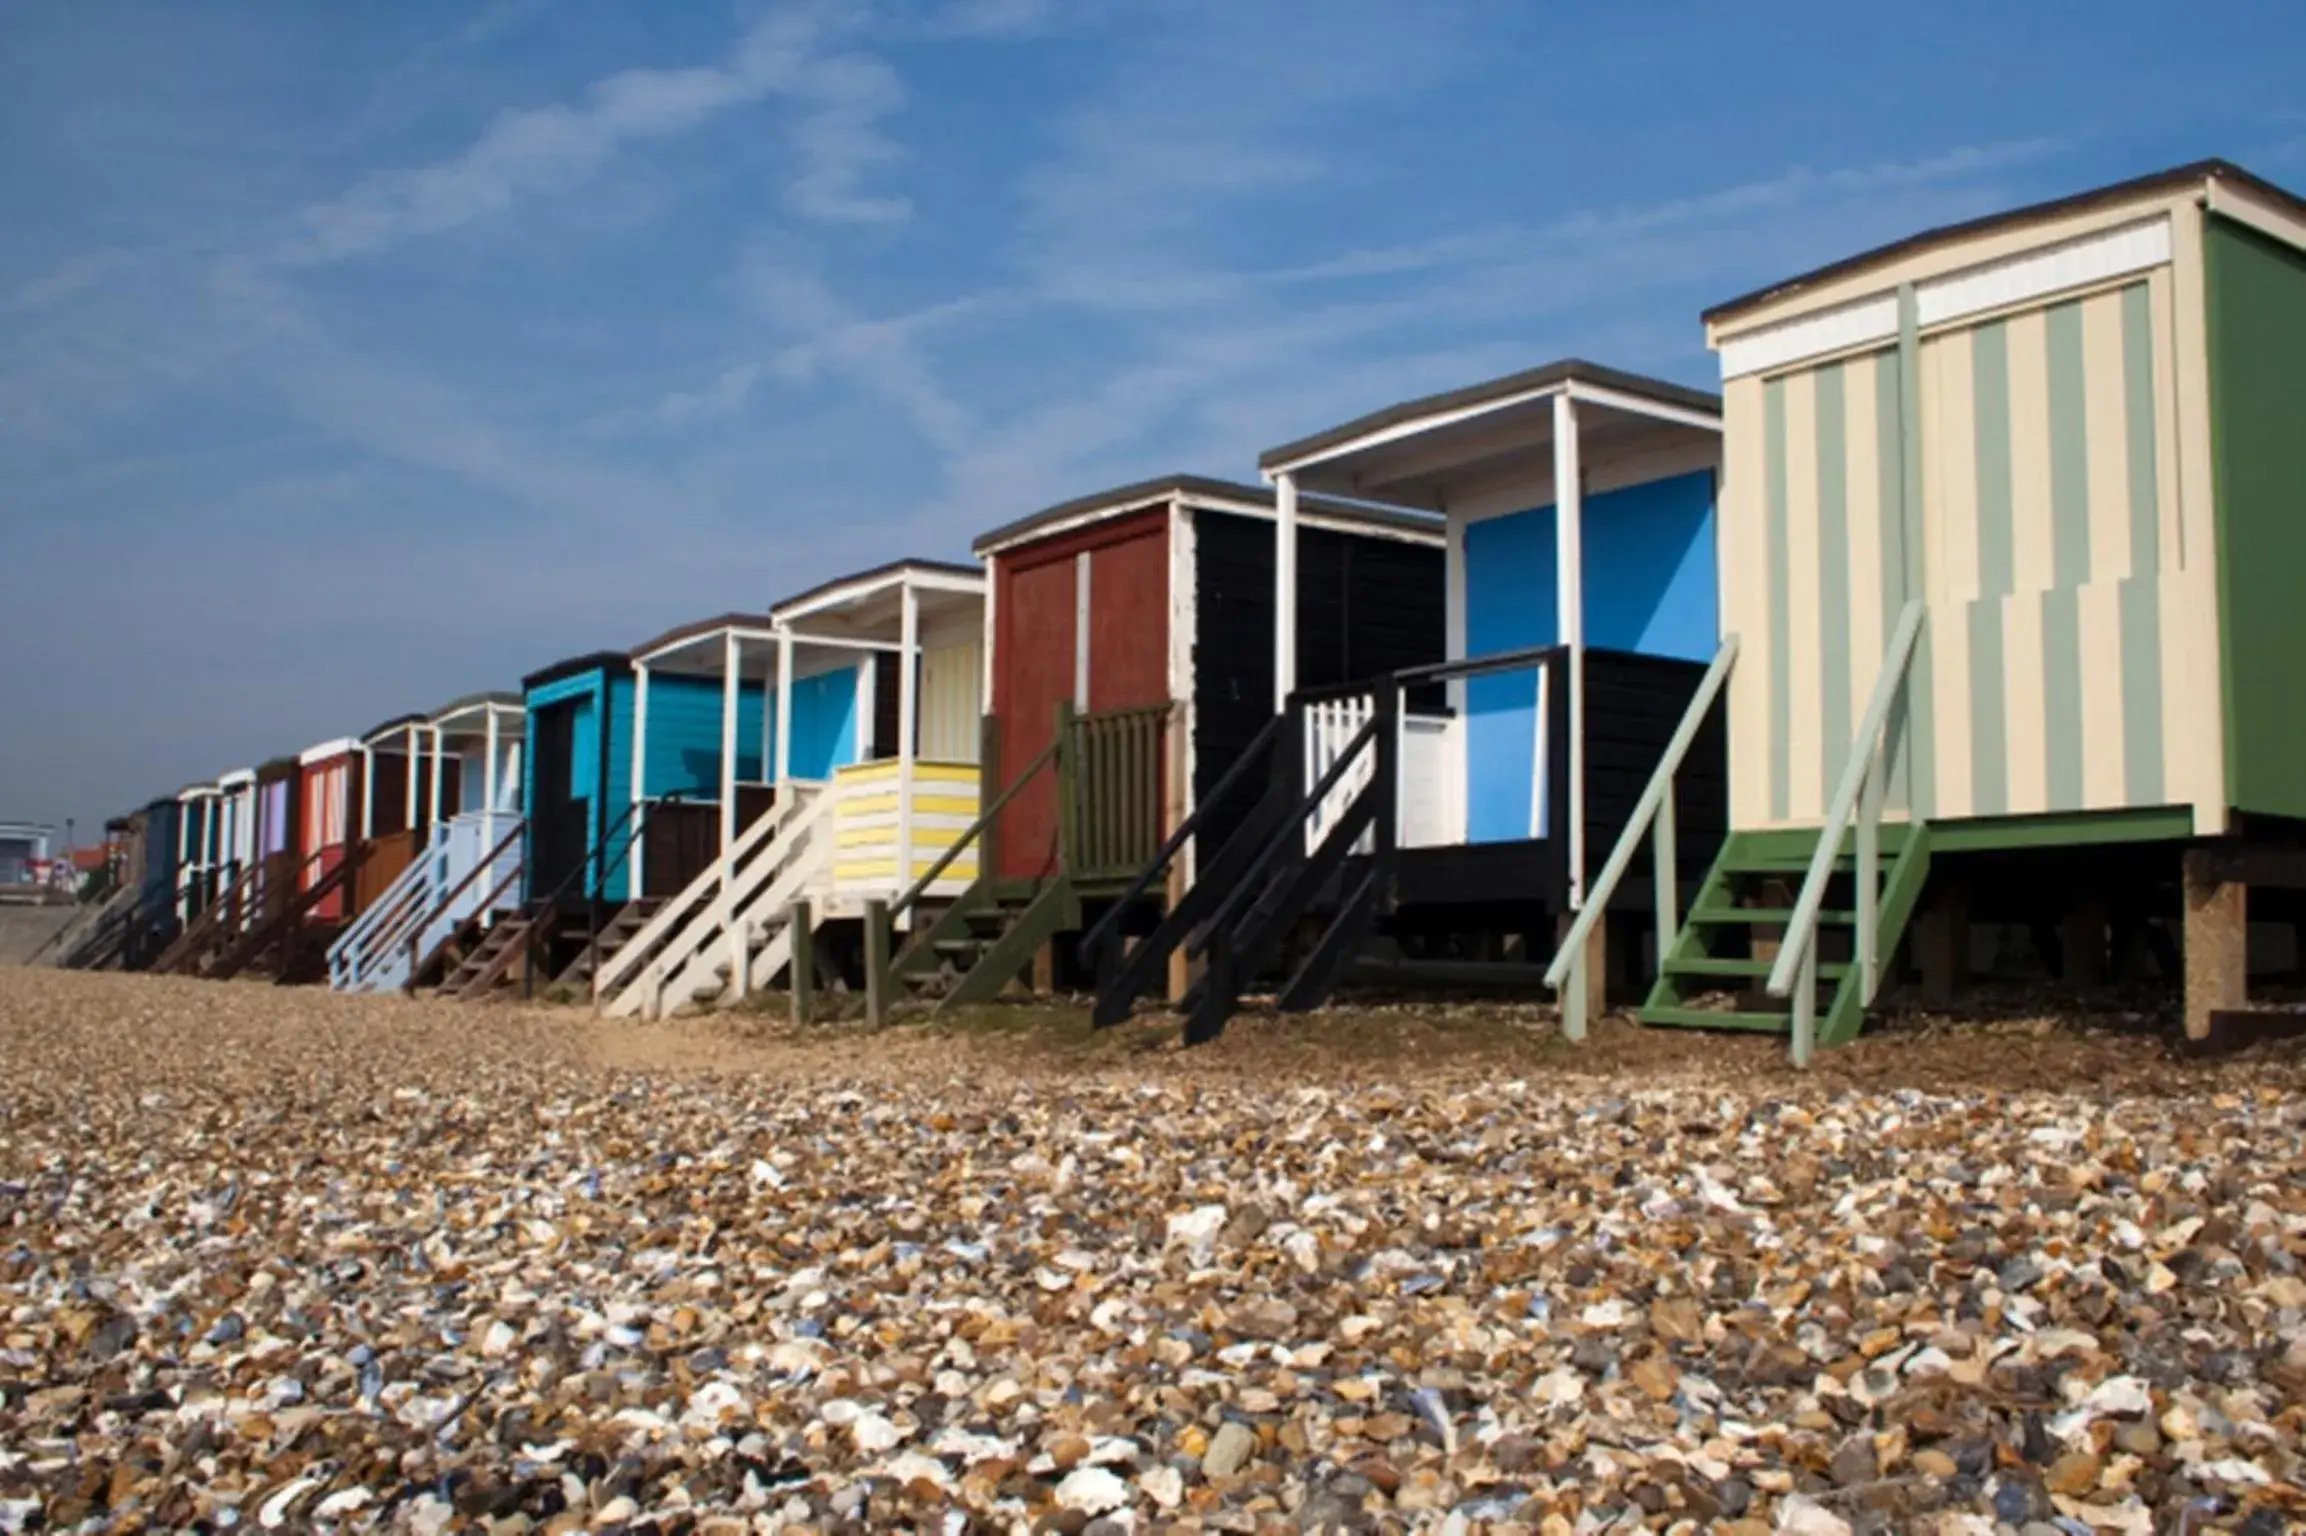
630,662,651,895
898,581,920,887
774,631,794,785
1554,392,1585,909
404,725,420,829
1274,471,1299,707
482,708,501,855
358,746,374,840
719,627,737,853
427,726,445,830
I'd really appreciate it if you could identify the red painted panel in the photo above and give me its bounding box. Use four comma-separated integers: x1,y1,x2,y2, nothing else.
989,508,1172,881
1088,524,1169,711
300,751,360,921
993,551,1076,881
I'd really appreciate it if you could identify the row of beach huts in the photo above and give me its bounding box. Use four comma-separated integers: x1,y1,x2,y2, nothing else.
52,162,2306,1058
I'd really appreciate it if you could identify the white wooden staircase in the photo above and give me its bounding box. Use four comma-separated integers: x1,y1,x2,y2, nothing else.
592,784,837,1019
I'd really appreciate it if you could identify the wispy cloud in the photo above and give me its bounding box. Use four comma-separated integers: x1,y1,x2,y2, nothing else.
280,1,909,266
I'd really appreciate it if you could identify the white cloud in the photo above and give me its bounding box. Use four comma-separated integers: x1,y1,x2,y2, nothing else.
280,1,910,266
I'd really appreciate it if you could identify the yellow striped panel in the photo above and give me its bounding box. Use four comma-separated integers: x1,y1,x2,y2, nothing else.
2001,589,2049,815
2004,308,2056,596
2077,580,2128,809
2081,289,2135,584
1782,368,1824,821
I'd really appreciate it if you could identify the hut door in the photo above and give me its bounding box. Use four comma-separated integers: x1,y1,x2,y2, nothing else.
530,699,586,898
994,554,1077,880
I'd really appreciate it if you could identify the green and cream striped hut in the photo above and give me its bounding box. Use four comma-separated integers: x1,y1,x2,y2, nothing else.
1704,159,2306,846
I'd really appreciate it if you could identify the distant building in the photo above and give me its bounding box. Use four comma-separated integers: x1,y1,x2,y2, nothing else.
0,822,56,901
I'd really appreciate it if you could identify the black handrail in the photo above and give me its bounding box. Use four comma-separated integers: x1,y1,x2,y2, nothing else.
1192,712,1381,946
1078,707,1284,963
520,795,674,998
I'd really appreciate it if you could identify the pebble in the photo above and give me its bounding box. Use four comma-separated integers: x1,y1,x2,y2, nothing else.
0,970,2301,1534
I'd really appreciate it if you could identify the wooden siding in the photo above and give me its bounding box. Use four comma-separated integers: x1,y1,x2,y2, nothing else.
919,637,983,762
831,760,981,889
2206,215,2306,821
989,510,1167,879
1724,260,2209,835
1191,507,1445,856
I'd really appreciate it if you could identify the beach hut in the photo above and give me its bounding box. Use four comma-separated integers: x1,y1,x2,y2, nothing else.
349,712,461,908
329,693,524,994
863,476,1444,1015
429,644,765,998
1644,158,2306,1054
1073,369,1725,1038
297,737,365,924
590,560,987,1019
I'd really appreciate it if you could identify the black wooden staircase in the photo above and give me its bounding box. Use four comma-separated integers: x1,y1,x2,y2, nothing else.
1084,683,1400,1043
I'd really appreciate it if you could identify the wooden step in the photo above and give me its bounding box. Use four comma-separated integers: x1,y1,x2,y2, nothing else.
1664,955,1851,981
1638,1004,1793,1033
1686,905,1857,926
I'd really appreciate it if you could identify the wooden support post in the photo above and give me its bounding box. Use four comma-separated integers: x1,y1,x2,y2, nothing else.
1917,877,1969,1007
2061,888,2109,987
1557,908,1606,1034
1165,700,1192,1004
2182,850,2246,1043
788,899,813,1024
1032,937,1056,997
864,898,890,1026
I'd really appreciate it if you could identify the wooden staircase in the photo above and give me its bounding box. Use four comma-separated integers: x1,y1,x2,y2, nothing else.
437,906,548,999
885,878,1081,1011
1085,687,1398,1044
554,899,664,989
1640,824,1933,1046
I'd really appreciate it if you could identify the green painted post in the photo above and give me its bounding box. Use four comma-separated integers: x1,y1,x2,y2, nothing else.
788,899,813,1024
978,713,1002,881
1563,950,1588,1042
1652,781,1678,968
1055,700,1079,878
864,897,889,1026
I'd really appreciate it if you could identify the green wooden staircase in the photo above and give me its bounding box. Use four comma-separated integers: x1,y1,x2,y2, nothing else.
1641,823,1932,1046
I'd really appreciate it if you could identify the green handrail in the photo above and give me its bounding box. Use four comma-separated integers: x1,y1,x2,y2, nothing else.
1543,635,1741,1041
1767,600,1925,1065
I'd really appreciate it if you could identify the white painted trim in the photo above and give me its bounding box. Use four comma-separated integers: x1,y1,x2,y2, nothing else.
1169,499,1199,882
403,726,420,826
1564,378,1723,432
719,633,741,855
771,565,985,626
981,562,999,713
1264,383,1564,478
773,634,793,786
777,629,907,655
630,663,651,894
1072,550,1093,710
1554,393,1584,910
482,709,500,854
296,737,360,766
851,655,872,760
1443,513,1467,719
1274,471,1299,705
217,768,256,789
972,490,1442,557
897,583,919,882
635,623,782,668
1916,216,2170,327
358,746,374,840
1720,216,2174,380
2205,179,2306,257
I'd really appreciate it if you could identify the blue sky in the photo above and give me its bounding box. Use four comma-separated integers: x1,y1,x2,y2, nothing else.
4,0,2303,840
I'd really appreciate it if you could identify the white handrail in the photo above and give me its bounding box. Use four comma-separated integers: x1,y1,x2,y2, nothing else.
593,789,804,1000
1543,636,1740,1039
1766,600,1925,1065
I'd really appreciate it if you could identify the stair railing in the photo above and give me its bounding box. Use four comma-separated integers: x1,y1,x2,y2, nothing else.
384,818,525,992
1181,683,1397,1042
520,795,671,998
1542,635,1741,1042
1767,600,1925,1066
596,786,798,1004
873,722,1064,989
1079,709,1285,1019
330,824,450,989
